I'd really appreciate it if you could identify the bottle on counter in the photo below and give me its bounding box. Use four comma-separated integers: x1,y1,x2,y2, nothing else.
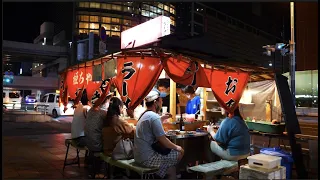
179,114,185,131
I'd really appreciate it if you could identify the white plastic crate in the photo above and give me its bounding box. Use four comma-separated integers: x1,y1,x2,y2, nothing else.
247,154,282,170
239,164,286,179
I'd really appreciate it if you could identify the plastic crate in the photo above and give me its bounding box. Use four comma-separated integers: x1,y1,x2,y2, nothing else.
247,154,282,170
245,120,286,134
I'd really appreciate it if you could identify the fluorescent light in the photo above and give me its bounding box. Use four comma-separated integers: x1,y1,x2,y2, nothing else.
20,68,22,75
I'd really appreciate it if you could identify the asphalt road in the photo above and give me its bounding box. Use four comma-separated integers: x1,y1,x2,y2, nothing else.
2,115,73,136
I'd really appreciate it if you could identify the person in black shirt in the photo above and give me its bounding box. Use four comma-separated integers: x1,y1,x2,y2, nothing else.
157,79,181,115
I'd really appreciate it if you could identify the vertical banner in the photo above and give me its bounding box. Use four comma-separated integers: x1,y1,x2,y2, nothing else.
114,57,163,110
59,72,67,107
162,57,210,87
205,69,249,113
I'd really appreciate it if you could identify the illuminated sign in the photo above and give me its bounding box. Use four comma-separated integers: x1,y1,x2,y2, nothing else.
121,16,170,49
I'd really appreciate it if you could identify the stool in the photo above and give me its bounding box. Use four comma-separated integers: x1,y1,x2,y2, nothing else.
99,153,159,179
63,139,88,171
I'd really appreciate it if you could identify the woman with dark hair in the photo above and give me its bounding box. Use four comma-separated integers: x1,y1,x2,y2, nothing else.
183,85,201,115
102,97,135,156
207,106,250,161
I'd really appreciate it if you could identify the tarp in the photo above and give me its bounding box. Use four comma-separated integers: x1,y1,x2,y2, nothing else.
61,56,250,114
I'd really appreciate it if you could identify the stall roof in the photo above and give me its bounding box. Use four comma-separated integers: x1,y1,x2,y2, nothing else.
65,34,274,82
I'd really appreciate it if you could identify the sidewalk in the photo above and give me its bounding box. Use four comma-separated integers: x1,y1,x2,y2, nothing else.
3,133,88,179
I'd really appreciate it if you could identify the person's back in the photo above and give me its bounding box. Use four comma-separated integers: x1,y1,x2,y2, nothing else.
216,116,250,156
85,108,107,152
134,111,163,163
71,104,90,139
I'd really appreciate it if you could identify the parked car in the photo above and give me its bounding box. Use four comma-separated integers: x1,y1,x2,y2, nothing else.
35,93,74,118
25,95,37,103
3,90,22,110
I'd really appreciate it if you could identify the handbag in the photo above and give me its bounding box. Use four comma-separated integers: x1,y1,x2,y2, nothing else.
139,111,172,156
112,138,134,160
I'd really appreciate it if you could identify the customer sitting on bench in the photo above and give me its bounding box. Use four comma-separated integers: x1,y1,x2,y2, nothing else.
134,89,184,180
207,107,250,161
102,97,135,156
71,90,91,147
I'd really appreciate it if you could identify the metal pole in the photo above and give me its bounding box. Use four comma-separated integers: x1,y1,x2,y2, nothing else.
290,2,296,106
71,2,77,66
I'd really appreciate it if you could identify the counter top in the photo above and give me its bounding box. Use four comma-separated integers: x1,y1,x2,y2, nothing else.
166,131,209,139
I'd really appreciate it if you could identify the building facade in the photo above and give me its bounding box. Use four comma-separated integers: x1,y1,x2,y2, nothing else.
74,2,176,58
175,2,288,71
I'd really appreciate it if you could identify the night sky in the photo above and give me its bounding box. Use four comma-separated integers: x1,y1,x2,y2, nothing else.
3,2,290,43
3,2,73,43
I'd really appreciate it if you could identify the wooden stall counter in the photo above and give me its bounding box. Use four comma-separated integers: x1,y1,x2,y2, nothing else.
163,120,208,131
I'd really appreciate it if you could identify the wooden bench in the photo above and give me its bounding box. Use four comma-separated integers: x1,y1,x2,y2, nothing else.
99,153,159,179
63,139,89,171
189,159,247,180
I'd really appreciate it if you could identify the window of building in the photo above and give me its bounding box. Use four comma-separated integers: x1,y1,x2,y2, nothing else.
122,26,131,31
79,29,89,34
149,6,156,13
194,13,203,24
79,2,89,8
90,16,99,22
90,23,99,29
79,22,89,28
142,4,150,11
101,3,111,10
111,31,120,37
48,94,55,103
123,6,132,13
101,17,111,23
141,10,149,17
157,8,163,15
170,16,175,26
164,5,169,11
89,29,99,34
102,24,111,30
111,18,120,24
157,3,163,9
79,15,89,22
150,12,158,18
111,4,122,11
170,8,175,15
90,2,100,9
194,24,204,34
123,19,131,26
106,31,111,37
111,25,120,31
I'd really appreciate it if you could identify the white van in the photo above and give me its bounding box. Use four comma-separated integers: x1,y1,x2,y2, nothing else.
35,93,75,118
3,90,22,110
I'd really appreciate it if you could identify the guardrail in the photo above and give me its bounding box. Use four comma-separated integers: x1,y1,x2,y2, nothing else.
3,103,49,115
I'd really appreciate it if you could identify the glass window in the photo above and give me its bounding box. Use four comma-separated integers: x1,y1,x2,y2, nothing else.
90,2,100,8
90,16,99,22
79,15,89,22
150,12,157,18
122,26,131,31
41,95,47,102
101,3,111,10
89,23,99,29
123,6,132,13
111,25,120,31
79,29,89,34
141,10,149,17
157,3,163,9
142,4,149,11
106,31,111,37
164,5,169,11
101,24,111,30
48,94,55,103
123,19,131,26
170,8,175,15
3,93,6,98
9,92,20,98
111,31,120,37
112,4,122,11
149,6,155,12
101,17,111,23
89,29,99,34
79,2,85,8
157,8,163,14
79,22,89,28
111,18,120,24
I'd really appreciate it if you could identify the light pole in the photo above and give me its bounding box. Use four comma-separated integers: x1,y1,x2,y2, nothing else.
290,2,296,106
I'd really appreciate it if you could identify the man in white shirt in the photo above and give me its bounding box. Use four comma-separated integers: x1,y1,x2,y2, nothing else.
71,93,91,147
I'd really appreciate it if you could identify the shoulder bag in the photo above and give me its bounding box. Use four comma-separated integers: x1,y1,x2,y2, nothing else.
112,137,134,160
